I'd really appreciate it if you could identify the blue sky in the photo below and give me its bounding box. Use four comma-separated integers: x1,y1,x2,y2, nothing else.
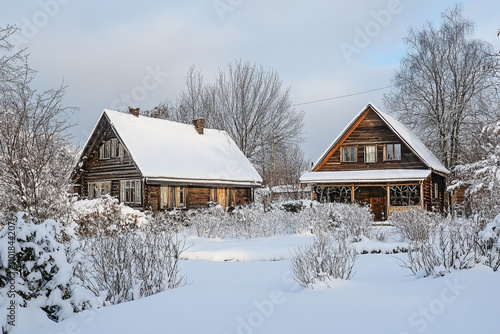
1,0,499,161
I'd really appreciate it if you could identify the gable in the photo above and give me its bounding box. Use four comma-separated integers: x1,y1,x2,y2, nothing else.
313,103,450,174
71,114,142,184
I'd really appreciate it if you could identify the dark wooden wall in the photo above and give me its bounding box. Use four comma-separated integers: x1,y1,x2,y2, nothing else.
317,109,428,172
78,133,142,199
188,187,210,209
422,173,446,212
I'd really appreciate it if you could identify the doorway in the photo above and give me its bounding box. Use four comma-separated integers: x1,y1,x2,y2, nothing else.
355,186,387,220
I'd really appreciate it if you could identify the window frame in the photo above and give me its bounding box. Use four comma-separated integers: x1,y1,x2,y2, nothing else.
384,143,402,161
160,186,187,209
120,180,142,204
99,139,123,160
88,181,111,199
364,145,377,163
342,146,357,162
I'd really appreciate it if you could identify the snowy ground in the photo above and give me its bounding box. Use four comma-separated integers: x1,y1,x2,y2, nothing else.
18,233,500,334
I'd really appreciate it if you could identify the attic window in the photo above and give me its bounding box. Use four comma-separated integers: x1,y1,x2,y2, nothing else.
384,143,401,161
342,146,357,162
99,139,123,159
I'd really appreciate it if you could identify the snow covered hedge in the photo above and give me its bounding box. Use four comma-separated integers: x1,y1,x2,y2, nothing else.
190,201,372,240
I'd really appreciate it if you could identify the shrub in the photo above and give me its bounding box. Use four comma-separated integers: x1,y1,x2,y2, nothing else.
190,204,229,239
477,214,500,271
304,203,372,241
0,213,96,329
389,209,439,242
76,216,188,305
73,196,146,236
290,234,358,288
399,216,477,277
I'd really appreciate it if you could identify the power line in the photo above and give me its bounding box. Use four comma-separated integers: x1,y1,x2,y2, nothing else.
291,85,393,107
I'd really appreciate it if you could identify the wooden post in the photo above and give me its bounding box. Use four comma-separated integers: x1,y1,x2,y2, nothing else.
310,186,314,201
351,185,355,203
420,181,424,210
386,184,390,218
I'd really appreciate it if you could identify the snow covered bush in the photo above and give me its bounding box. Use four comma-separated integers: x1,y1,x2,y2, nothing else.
0,213,96,330
190,204,230,239
73,196,146,236
77,214,188,304
477,213,500,271
389,209,439,242
400,217,477,277
290,234,358,288
304,203,372,241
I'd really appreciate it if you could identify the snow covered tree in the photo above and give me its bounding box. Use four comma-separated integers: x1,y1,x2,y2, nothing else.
0,25,77,224
451,119,500,219
384,5,500,172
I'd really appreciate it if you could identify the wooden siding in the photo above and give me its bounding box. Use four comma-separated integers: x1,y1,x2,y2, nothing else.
317,109,428,172
144,184,160,211
235,188,251,206
188,187,210,209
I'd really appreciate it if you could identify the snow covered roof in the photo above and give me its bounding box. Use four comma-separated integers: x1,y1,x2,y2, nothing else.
300,169,432,184
101,109,262,186
312,103,450,175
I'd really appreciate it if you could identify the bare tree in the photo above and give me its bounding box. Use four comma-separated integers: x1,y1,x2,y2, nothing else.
140,100,174,120
384,5,500,172
174,60,304,185
0,24,76,223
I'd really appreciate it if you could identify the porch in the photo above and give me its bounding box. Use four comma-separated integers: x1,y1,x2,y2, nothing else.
312,183,423,220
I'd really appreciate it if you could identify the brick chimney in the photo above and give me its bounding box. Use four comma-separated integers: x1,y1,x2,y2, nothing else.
128,107,140,117
193,119,204,134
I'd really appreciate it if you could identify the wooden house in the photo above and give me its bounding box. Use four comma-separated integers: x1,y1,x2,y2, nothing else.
299,103,449,220
71,109,262,211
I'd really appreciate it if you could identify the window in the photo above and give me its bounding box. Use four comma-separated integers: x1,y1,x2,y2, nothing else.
434,183,439,199
314,186,352,203
160,186,187,209
177,187,186,208
88,181,111,199
120,180,141,204
99,139,123,159
385,143,401,161
390,185,420,206
342,146,357,162
364,145,377,163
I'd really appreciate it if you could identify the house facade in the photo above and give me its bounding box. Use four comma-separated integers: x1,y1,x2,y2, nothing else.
300,103,449,220
71,109,262,211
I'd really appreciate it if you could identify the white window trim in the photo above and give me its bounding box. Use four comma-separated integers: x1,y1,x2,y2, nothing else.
88,181,111,199
120,180,142,204
99,139,123,160
160,186,187,209
364,145,377,163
